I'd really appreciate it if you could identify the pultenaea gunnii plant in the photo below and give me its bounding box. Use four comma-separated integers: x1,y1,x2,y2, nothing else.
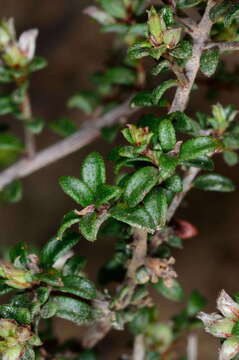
0,1,238,359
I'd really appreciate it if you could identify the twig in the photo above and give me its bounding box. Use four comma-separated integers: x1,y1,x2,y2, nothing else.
205,41,239,52
0,98,138,191
82,228,148,349
187,334,198,360
132,335,145,360
169,0,216,113
22,93,36,158
81,1,217,350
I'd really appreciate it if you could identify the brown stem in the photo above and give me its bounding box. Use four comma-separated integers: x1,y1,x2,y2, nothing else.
0,97,138,191
22,93,36,158
132,334,145,360
205,41,239,52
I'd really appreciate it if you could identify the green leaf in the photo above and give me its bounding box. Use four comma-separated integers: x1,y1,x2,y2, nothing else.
158,118,176,152
84,6,115,25
95,184,121,206
0,66,13,83
179,137,217,162
152,80,178,105
124,166,159,207
78,350,97,360
200,49,219,77
0,304,31,325
110,204,155,233
26,117,44,134
67,91,100,114
128,307,152,335
210,1,228,22
193,173,235,192
49,295,93,323
57,211,80,240
40,232,80,268
79,212,110,241
9,241,28,267
127,42,151,60
104,67,136,85
168,236,183,249
59,275,96,300
186,290,207,316
158,153,178,181
49,117,77,137
131,91,153,107
223,151,238,166
101,124,119,143
0,134,24,152
151,60,169,76
59,176,94,207
170,40,193,59
0,96,16,115
99,0,127,19
36,287,50,304
182,156,214,170
165,174,182,193
144,188,167,228
63,255,87,275
29,57,48,72
161,6,174,27
0,180,22,203
224,3,239,26
153,278,184,302
81,152,106,194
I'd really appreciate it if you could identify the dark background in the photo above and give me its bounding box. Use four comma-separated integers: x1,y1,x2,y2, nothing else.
0,1,239,358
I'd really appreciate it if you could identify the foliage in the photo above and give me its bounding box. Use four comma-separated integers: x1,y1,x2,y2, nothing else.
0,1,238,359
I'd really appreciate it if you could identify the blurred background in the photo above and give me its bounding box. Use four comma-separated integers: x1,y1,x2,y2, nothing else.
0,1,238,358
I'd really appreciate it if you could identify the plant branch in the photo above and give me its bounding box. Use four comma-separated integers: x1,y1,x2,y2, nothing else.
169,0,216,113
205,41,239,52
22,93,36,158
132,334,145,360
187,334,198,360
0,98,137,191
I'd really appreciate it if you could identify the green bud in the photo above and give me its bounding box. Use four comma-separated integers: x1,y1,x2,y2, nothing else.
0,319,17,339
163,27,181,48
220,336,239,360
146,323,173,352
198,312,235,338
0,262,33,289
147,7,164,45
217,290,239,321
3,344,22,360
3,45,28,67
136,267,150,284
0,19,15,48
122,124,153,147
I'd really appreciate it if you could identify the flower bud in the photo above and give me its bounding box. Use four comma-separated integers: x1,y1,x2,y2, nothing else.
198,312,234,338
0,319,17,339
217,290,239,320
3,344,22,360
136,266,150,284
18,29,38,61
147,7,164,45
0,19,15,48
219,336,239,360
3,44,28,67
